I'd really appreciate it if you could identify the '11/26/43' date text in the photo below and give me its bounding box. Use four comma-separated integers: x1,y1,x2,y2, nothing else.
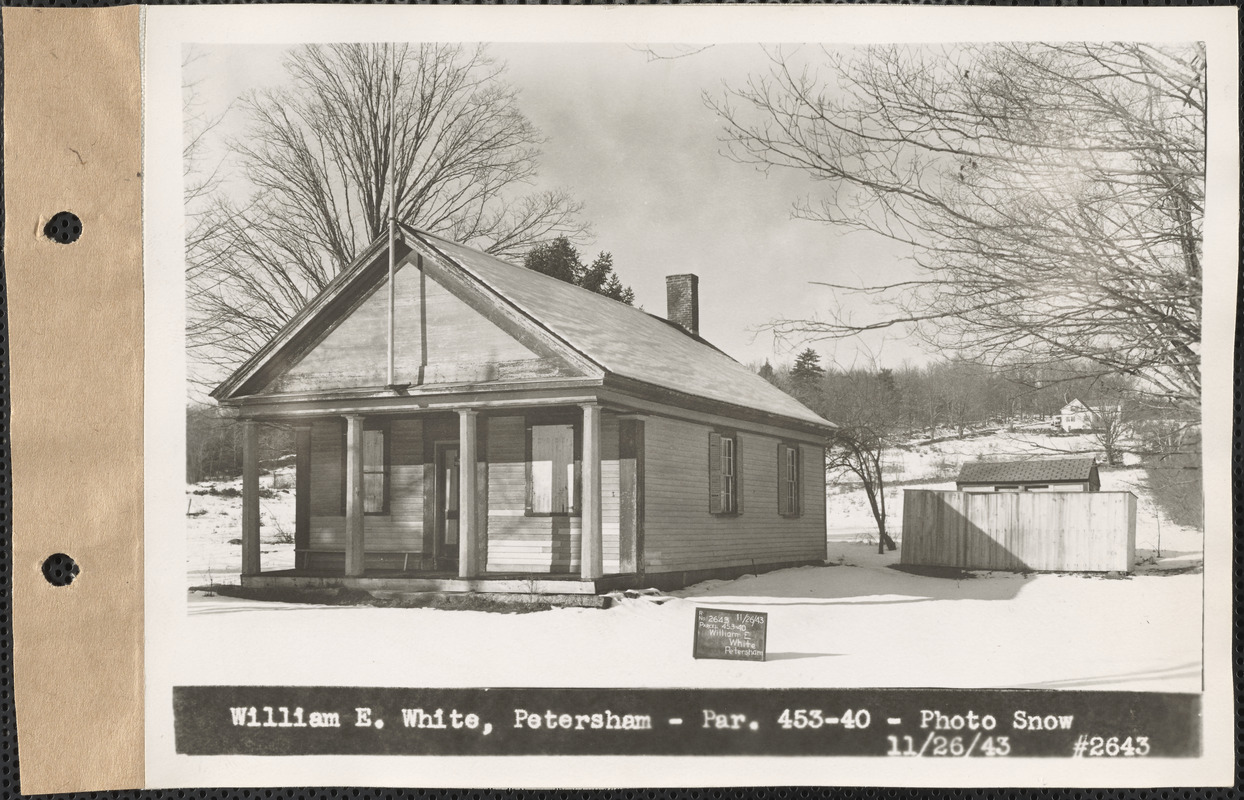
776,708,1150,757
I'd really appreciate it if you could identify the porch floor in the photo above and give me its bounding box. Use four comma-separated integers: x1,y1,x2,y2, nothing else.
241,569,638,596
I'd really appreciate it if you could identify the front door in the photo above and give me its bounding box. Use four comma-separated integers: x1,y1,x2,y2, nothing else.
434,443,460,571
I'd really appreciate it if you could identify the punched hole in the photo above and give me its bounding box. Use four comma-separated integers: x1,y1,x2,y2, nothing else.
43,211,82,244
42,553,79,586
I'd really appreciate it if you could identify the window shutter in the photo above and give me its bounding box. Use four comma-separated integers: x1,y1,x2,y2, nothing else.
734,436,743,515
777,443,789,515
708,431,722,513
793,445,802,516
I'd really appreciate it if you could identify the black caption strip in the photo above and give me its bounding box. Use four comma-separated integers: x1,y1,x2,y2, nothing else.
173,687,1200,759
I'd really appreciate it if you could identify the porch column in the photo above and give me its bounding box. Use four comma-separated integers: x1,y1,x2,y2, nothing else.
344,414,365,577
580,403,603,580
293,424,312,569
240,419,261,577
458,409,480,578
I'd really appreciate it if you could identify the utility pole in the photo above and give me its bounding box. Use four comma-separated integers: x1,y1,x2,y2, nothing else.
386,41,398,387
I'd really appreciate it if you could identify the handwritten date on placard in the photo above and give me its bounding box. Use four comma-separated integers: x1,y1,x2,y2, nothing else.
693,607,767,662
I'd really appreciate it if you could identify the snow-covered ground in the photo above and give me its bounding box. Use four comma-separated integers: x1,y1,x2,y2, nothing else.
183,541,1200,691
879,423,1143,485
182,430,1203,692
185,467,297,587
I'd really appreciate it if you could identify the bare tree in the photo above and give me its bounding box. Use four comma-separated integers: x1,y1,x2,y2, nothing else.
818,368,903,553
188,43,588,381
1093,401,1130,467
828,426,897,555
710,43,1205,414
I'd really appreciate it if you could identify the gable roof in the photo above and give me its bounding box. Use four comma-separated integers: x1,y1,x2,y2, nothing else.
956,458,1098,486
213,225,833,432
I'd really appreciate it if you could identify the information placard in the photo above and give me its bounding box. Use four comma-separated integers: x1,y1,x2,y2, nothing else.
693,608,768,662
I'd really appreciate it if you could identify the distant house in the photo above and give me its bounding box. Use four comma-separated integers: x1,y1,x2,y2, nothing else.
1059,399,1123,433
955,458,1101,493
1059,399,1094,432
211,224,836,596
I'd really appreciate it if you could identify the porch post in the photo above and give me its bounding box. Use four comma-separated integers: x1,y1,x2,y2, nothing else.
344,414,365,577
293,424,312,570
240,419,261,577
581,403,603,580
458,409,480,578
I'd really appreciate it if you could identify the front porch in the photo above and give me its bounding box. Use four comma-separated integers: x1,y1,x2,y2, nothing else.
237,400,643,593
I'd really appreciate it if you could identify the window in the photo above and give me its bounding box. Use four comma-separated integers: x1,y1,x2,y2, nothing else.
779,444,801,516
363,425,389,514
709,431,741,514
528,423,578,515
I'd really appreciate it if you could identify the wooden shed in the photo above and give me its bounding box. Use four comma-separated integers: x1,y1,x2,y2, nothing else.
211,224,835,595
955,458,1101,493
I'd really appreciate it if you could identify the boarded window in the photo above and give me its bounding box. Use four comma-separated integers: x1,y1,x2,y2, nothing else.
779,444,801,516
709,431,740,514
529,424,576,514
363,427,388,513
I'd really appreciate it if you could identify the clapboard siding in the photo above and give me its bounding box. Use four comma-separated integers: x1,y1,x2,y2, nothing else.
307,417,425,553
482,413,623,574
900,490,1136,572
600,413,622,574
300,409,827,578
642,415,826,573
485,415,578,573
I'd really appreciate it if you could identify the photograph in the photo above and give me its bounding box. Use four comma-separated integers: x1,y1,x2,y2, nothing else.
179,36,1206,692
134,5,1237,788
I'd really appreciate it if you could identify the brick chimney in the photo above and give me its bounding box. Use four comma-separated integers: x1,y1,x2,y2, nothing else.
665,274,699,336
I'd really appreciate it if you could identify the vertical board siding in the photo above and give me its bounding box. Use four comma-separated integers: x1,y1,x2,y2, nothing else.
307,417,425,554
309,420,344,517
900,490,1137,572
642,416,826,573
269,263,570,394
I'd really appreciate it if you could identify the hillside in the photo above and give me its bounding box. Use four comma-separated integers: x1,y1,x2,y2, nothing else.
827,425,1202,567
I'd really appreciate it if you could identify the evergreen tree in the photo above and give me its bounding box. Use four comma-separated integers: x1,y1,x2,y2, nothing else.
757,359,777,384
523,237,635,305
524,236,583,284
790,348,825,384
581,252,635,305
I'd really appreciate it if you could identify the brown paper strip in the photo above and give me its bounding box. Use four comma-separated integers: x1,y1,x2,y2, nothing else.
4,7,144,793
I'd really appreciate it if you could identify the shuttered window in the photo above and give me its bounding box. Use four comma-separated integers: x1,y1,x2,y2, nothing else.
709,431,741,515
528,423,577,515
362,426,389,514
778,443,801,517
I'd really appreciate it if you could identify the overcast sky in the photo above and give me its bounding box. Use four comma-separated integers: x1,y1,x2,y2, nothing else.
186,42,926,370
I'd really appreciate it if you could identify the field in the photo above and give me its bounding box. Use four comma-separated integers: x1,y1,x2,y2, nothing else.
183,428,1203,691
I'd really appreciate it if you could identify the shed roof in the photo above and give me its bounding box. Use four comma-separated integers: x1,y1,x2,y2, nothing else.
956,458,1098,485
